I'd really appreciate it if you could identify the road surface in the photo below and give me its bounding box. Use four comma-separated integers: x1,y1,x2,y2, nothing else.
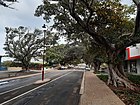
0,70,83,105
0,70,70,93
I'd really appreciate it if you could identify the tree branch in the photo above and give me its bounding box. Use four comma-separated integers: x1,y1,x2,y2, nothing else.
132,0,140,35
132,0,139,5
0,0,18,9
119,36,140,53
67,0,112,50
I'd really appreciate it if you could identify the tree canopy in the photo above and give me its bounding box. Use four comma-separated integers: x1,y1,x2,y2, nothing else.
0,0,18,9
45,44,66,66
35,0,135,46
4,26,44,70
35,0,140,90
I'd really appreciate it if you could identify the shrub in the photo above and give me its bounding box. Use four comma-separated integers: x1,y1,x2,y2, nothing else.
128,74,140,85
97,74,108,82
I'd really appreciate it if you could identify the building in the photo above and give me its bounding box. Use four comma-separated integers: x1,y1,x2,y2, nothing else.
125,44,140,74
0,55,7,71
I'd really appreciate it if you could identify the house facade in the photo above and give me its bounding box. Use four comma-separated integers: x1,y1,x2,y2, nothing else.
125,44,140,74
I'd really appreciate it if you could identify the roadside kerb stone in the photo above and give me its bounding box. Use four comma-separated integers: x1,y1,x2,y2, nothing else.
33,78,51,85
79,71,125,105
79,71,85,94
0,69,55,81
0,73,41,81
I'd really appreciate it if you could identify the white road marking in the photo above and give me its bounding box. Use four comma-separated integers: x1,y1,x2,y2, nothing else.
0,84,32,95
0,81,9,85
0,71,73,105
0,71,67,95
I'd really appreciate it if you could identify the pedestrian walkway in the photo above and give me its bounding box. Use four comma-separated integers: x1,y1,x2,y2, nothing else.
79,71,125,105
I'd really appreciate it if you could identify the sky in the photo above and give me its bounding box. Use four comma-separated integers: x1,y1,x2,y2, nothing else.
122,0,132,5
0,0,45,55
0,0,135,61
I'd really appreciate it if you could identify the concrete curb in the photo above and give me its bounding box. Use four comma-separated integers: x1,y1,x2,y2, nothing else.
79,71,85,95
0,70,54,81
33,78,51,85
0,73,41,81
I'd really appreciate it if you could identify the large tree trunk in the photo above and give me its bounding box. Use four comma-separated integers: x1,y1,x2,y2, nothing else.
133,0,140,34
107,52,139,91
93,61,101,72
106,0,140,89
108,64,140,92
116,62,126,76
21,60,30,72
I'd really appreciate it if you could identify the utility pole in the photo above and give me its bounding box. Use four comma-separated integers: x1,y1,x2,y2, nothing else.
0,56,2,70
42,24,47,81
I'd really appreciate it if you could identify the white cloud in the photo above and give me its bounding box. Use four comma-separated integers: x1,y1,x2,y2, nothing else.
0,0,47,61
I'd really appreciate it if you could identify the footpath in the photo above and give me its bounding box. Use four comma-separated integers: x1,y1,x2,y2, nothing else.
79,71,125,105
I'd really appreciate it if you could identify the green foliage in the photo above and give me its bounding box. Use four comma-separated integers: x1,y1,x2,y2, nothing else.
136,100,140,105
114,89,140,105
44,31,59,46
2,61,13,67
45,44,86,66
35,0,136,64
97,74,140,85
97,72,140,104
28,63,42,70
3,26,44,70
83,43,106,65
35,0,140,89
45,44,66,65
63,45,85,65
128,74,140,85
97,74,108,82
35,0,135,41
2,61,22,67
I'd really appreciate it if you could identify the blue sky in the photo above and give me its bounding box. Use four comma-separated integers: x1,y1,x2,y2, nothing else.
0,0,45,55
0,0,135,61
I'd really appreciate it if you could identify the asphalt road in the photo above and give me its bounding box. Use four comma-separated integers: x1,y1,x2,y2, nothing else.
0,70,83,105
0,70,70,93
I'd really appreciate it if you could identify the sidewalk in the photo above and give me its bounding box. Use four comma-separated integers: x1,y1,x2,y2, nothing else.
79,71,125,105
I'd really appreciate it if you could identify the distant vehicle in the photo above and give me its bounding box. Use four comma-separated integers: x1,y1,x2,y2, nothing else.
85,67,90,71
85,65,90,71
67,65,74,69
58,66,67,70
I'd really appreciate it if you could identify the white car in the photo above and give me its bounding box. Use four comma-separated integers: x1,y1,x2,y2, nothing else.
85,67,90,71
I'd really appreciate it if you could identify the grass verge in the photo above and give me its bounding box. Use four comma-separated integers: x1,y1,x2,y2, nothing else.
97,74,140,105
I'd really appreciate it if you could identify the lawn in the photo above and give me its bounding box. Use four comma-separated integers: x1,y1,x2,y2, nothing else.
97,74,140,105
